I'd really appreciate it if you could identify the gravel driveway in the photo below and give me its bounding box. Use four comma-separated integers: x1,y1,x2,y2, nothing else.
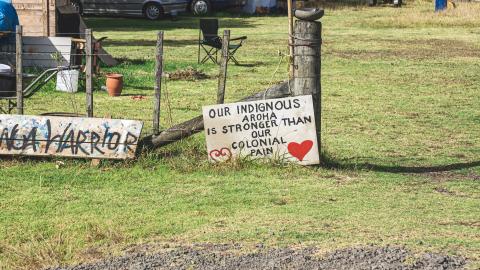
49,244,466,270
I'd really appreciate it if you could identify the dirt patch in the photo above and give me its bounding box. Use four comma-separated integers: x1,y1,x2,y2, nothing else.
47,245,466,270
434,186,460,196
328,38,480,60
420,171,480,182
433,186,479,199
166,67,211,81
439,221,480,228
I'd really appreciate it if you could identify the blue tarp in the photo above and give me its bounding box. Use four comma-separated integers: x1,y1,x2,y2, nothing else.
435,0,447,11
0,0,19,42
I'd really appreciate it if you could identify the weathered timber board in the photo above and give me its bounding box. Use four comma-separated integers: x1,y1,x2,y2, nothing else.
23,36,73,67
12,0,68,36
202,95,320,165
0,114,143,159
0,37,73,68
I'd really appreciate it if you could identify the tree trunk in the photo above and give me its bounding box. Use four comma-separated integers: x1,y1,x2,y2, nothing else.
140,81,292,150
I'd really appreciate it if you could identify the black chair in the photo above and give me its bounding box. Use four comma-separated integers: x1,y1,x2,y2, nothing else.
198,19,247,65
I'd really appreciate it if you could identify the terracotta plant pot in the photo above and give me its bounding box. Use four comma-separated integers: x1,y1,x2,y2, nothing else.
106,73,123,97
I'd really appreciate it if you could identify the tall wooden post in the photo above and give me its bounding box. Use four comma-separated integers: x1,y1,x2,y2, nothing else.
287,0,294,78
16,25,23,115
85,29,93,117
217,30,230,104
153,31,164,135
293,20,322,152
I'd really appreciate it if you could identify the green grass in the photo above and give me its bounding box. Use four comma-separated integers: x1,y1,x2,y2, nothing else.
1,1,480,269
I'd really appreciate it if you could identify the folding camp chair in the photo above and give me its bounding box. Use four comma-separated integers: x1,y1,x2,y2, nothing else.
197,19,247,65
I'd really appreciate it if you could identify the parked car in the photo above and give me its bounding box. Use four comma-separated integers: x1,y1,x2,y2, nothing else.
190,0,246,15
70,0,246,19
368,0,402,7
70,0,189,20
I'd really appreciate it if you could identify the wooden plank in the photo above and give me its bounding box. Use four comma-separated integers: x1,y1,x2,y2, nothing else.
12,0,63,37
96,46,118,67
79,16,118,67
0,37,72,68
43,0,49,36
22,36,73,68
15,9,45,37
202,95,320,165
0,114,143,159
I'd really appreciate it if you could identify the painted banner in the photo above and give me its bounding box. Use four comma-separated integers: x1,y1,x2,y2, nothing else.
0,115,143,159
202,95,320,165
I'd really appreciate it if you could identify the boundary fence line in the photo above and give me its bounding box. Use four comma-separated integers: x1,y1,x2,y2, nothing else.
1,26,291,141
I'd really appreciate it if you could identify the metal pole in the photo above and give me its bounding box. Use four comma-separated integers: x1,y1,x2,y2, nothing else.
85,29,93,117
217,30,230,104
153,31,164,135
16,25,23,115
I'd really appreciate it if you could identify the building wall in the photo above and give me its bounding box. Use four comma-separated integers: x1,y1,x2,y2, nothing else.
12,0,69,37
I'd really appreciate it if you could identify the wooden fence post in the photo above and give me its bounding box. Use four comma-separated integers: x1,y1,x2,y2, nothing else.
16,25,23,115
43,0,50,36
85,29,93,117
217,30,230,104
293,20,322,153
287,0,294,78
153,31,164,135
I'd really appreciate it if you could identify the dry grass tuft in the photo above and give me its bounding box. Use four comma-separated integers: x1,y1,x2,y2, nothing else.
328,38,480,60
0,231,74,270
166,67,211,81
355,2,480,28
85,222,125,244
0,223,125,270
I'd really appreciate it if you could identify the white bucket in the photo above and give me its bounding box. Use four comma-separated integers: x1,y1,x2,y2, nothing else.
56,70,79,93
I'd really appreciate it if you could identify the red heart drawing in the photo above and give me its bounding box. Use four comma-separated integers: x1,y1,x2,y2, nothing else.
287,140,313,161
209,147,232,162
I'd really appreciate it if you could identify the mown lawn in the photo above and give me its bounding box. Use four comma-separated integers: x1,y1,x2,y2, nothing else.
1,1,479,269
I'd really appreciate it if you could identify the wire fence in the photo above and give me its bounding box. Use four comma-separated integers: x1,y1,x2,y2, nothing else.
0,29,292,140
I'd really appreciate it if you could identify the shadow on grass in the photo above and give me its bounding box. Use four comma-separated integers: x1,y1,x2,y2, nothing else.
320,152,480,173
85,15,257,33
122,85,154,91
105,39,199,47
235,61,266,67
114,56,264,69
119,93,149,97
116,58,150,65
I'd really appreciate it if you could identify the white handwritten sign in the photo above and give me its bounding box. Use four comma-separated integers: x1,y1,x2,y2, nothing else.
202,95,319,165
0,115,143,159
